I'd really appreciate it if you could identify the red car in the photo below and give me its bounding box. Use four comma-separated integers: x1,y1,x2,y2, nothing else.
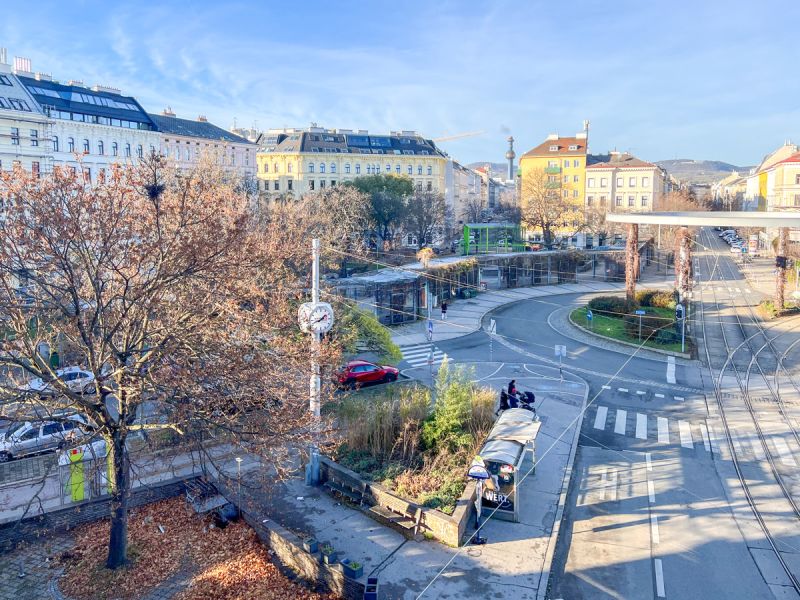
337,360,399,388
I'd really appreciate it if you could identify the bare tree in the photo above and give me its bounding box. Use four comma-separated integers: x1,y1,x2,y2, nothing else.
0,157,335,569
403,191,447,248
520,167,585,248
462,195,488,224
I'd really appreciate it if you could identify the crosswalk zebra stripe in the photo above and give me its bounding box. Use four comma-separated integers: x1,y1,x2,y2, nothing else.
614,409,627,435
700,422,711,452
748,433,766,460
594,406,608,430
773,437,797,467
657,417,670,444
606,469,618,502
679,420,693,448
635,413,647,440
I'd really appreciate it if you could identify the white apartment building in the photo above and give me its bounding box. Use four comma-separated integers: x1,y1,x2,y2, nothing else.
444,159,483,232
585,152,668,212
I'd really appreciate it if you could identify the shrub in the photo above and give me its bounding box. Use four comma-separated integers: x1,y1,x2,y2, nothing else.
654,328,680,345
587,295,631,316
634,289,658,307
422,361,475,453
650,290,678,309
623,311,672,340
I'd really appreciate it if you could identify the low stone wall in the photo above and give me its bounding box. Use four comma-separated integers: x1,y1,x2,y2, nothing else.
319,456,475,547
0,476,196,554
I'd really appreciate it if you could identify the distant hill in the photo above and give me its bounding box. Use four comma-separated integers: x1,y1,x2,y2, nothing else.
467,162,509,177
655,159,753,185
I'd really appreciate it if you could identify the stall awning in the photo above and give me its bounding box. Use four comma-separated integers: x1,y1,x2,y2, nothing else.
479,408,541,465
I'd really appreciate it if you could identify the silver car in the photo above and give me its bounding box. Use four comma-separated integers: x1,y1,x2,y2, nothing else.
0,416,89,462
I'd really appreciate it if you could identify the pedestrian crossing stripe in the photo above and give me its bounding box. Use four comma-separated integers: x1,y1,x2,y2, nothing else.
398,343,446,368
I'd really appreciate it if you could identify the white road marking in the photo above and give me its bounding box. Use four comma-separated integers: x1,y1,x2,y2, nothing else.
636,390,647,395
650,513,660,544
748,433,765,460
646,452,652,471
614,409,628,435
729,426,746,457
618,387,629,393
772,437,798,467
674,396,685,401
607,469,618,501
602,385,611,390
679,420,694,448
636,413,648,439
598,467,608,501
593,406,608,430
655,559,666,597
654,393,665,398
657,417,670,444
648,480,656,503
707,424,722,455
700,422,711,452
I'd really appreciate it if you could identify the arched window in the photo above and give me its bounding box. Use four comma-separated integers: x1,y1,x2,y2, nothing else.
288,162,293,173
308,163,313,173
345,163,351,174
355,164,361,174
427,165,432,175
98,141,104,155
185,147,190,161
320,163,326,173
330,163,336,173
112,142,118,156
385,164,390,173
264,162,269,173
417,165,422,175
137,145,143,158
395,165,400,174
125,143,131,157
83,139,90,154
52,135,59,152
273,163,278,173
68,137,75,152
407,165,412,175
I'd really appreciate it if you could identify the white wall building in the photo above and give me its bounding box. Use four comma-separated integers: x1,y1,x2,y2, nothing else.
585,152,668,213
444,159,483,233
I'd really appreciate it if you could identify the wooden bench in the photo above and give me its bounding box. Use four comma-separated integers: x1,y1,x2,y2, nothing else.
368,495,423,536
322,470,366,506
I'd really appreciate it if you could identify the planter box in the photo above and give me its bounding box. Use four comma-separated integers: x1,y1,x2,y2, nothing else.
302,538,318,554
321,550,339,565
341,558,363,579
364,577,379,600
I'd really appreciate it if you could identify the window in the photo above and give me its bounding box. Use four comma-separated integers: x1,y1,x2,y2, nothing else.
587,195,594,206
83,168,91,183
427,165,432,175
617,177,623,187
125,143,131,157
30,130,39,147
562,189,568,198
641,195,649,207
600,195,607,206
345,163,351,174
796,175,800,185
407,165,412,175
68,137,75,152
563,175,569,183
320,163,325,173
386,164,391,173
600,178,607,187
427,181,432,191
307,163,312,173
0,74,11,86
568,145,578,151
331,180,337,187
395,165,400,174
549,145,558,151
288,180,293,191
563,159,569,168
98,168,105,183
642,177,649,187
309,180,315,190
185,147,190,161
615,195,623,206
11,127,19,145
53,135,59,152
573,160,579,167
32,161,40,178
98,141,104,155
794,194,800,207
355,164,361,174
287,162,293,173
274,180,279,191
274,163,279,173
416,182,423,192
573,189,579,198
83,139,90,154
629,177,636,186
573,175,579,183
418,165,423,175
20,427,40,441
320,180,325,189
330,163,336,173
588,178,595,187
548,175,558,183
112,142,118,156
628,195,635,206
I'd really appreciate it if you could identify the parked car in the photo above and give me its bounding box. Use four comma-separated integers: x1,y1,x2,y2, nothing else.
337,360,399,389
730,245,745,253
21,366,95,397
0,415,92,462
719,229,736,238
525,243,543,252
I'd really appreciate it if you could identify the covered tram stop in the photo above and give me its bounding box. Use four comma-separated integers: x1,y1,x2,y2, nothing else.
470,408,541,523
606,211,800,309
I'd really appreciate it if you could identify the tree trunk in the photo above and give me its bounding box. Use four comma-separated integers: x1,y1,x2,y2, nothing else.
776,227,788,311
625,224,638,303
106,428,130,569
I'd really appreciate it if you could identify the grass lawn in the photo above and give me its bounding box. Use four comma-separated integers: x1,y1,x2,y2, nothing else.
571,306,687,353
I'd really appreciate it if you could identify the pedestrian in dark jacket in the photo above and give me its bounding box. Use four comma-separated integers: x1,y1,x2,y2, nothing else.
441,301,448,320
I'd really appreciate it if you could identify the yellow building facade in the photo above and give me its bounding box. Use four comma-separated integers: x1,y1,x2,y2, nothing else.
256,128,447,198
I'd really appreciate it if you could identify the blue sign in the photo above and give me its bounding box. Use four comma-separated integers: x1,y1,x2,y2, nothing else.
635,309,646,316
586,310,593,321
427,320,433,333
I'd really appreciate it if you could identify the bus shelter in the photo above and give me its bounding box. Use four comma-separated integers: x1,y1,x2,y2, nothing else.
478,408,541,522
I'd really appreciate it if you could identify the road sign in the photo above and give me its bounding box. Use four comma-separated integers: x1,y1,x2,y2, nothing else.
675,303,685,320
554,344,567,357
586,310,593,321
740,246,747,254
488,319,497,334
427,319,433,333
635,309,646,316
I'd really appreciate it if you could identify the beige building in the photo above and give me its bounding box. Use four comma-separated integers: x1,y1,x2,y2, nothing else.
744,141,799,210
712,171,747,209
585,152,668,213
445,159,483,231
256,127,447,198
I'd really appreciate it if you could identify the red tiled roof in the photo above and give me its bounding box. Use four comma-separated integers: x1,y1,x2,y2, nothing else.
775,152,800,166
521,136,587,158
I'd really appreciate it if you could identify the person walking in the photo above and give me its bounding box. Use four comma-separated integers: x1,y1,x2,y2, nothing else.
441,301,448,321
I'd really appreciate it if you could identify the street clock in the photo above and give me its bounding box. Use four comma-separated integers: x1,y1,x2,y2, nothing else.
298,302,334,334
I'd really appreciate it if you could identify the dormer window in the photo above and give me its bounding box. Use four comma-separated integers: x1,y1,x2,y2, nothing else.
549,145,558,151
568,144,578,151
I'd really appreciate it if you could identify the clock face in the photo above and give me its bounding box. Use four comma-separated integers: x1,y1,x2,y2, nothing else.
298,302,334,334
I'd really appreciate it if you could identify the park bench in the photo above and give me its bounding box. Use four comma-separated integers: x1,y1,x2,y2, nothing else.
323,469,366,505
368,493,423,537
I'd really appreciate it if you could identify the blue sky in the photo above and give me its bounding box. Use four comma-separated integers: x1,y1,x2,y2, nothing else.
3,1,798,167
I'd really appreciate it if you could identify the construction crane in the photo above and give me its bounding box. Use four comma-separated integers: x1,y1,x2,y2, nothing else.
432,130,486,143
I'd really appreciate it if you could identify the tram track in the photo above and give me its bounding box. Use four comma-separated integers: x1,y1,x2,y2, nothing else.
696,227,800,593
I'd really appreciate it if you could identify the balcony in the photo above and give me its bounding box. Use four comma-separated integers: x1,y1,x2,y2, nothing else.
545,181,562,189
544,166,561,174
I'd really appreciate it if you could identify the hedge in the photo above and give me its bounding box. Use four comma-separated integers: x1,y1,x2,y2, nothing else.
587,296,631,316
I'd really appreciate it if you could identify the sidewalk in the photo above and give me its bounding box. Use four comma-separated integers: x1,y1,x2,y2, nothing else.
236,366,589,599
390,273,673,347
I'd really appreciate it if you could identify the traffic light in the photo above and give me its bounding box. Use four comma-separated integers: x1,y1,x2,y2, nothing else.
675,303,685,320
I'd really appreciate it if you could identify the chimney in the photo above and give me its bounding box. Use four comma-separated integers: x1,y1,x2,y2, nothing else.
162,107,176,117
0,48,8,65
197,115,207,122
13,56,33,77
35,72,53,82
546,133,559,141
92,84,121,95
67,79,85,87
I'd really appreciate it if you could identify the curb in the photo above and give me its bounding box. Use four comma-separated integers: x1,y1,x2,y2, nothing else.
566,309,693,360
536,370,589,600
